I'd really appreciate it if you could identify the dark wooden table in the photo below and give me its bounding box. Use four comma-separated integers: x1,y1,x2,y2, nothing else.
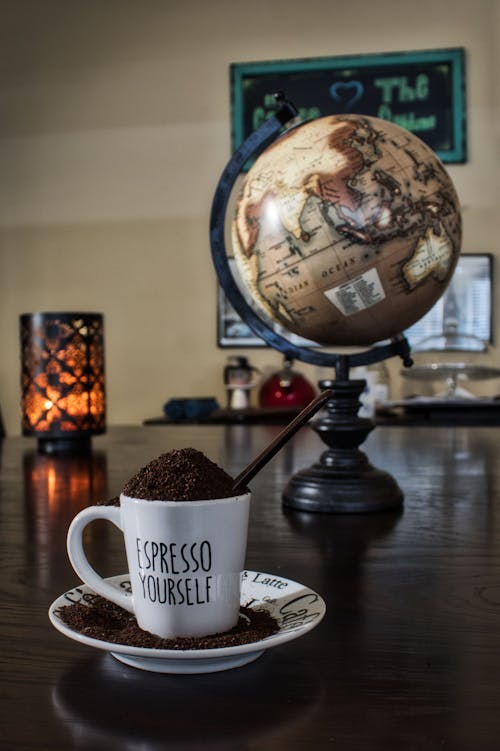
2,424,500,750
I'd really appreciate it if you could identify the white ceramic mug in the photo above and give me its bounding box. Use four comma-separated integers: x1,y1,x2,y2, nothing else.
67,492,251,639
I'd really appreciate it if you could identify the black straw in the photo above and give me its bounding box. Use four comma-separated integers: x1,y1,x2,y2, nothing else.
232,389,333,493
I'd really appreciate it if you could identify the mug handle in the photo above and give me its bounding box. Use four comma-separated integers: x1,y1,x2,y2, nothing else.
66,505,134,613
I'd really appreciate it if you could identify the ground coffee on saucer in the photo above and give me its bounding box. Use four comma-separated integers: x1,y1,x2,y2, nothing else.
58,596,279,649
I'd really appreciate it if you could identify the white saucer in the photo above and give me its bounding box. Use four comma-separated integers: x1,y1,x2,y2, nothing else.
49,570,326,673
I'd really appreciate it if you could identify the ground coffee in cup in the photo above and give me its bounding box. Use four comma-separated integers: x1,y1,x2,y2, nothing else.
121,447,239,501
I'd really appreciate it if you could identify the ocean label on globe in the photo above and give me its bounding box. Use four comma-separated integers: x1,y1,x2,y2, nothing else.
232,114,462,347
324,268,386,317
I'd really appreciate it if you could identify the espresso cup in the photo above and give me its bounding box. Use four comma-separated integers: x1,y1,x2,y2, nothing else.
67,492,251,639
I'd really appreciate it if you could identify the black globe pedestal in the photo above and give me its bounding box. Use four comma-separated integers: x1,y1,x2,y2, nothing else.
282,378,404,514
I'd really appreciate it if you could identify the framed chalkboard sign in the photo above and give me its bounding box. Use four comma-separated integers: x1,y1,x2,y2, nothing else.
231,47,466,164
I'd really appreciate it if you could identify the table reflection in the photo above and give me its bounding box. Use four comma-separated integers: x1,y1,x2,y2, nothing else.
23,451,109,587
367,427,495,535
52,652,323,750
284,507,402,631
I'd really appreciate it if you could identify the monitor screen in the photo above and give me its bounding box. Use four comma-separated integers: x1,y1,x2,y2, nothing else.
405,253,493,351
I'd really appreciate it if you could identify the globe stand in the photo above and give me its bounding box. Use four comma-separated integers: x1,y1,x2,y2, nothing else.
282,375,404,513
209,94,418,514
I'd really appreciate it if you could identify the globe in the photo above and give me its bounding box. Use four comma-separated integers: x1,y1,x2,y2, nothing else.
231,114,462,347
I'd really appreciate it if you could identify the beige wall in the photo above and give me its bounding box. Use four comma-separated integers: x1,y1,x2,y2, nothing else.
1,0,499,434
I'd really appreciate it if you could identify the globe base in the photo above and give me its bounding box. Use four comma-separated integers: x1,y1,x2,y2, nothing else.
282,452,403,513
282,378,404,514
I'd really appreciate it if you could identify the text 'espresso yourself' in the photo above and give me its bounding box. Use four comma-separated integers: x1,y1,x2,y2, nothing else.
135,538,214,606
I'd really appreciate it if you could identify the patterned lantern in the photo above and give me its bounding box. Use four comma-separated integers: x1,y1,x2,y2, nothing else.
20,312,106,453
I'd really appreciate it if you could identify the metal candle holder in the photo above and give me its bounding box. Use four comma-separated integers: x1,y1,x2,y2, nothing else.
20,312,106,454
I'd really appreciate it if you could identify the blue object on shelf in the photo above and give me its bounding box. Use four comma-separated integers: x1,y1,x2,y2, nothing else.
163,398,219,422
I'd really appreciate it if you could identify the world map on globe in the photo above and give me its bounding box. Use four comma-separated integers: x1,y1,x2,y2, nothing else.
232,114,462,346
